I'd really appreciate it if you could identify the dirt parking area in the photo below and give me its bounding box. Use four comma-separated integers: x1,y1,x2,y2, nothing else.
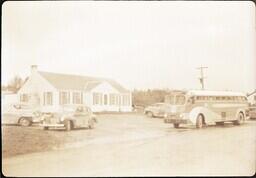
2,113,167,158
2,113,256,176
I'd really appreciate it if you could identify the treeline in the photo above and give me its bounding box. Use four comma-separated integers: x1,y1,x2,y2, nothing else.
132,89,171,107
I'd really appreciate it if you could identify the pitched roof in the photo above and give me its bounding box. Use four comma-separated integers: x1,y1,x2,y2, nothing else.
84,81,102,92
38,71,129,93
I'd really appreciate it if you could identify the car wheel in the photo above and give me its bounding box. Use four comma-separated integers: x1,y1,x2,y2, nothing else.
146,112,153,118
173,123,179,128
43,127,49,130
88,120,94,129
64,120,71,131
19,117,32,127
233,112,244,125
196,114,204,129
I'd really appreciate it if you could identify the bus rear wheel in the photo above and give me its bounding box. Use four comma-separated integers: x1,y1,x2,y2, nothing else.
196,114,204,129
173,123,179,128
233,112,244,125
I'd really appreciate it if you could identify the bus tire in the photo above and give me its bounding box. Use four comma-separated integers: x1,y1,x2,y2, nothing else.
233,112,244,125
173,123,179,128
196,114,204,129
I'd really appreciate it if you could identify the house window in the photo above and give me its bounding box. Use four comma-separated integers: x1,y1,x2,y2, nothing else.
59,91,70,105
110,94,120,105
43,92,53,105
122,94,130,106
110,94,115,105
20,94,29,102
73,92,82,104
93,93,102,105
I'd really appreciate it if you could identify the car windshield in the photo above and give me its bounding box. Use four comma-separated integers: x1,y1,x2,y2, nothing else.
176,95,186,105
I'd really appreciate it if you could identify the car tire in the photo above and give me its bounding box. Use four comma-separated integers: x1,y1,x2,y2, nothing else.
196,114,204,129
64,120,71,131
174,123,179,128
43,127,49,130
233,112,244,125
19,117,32,127
88,120,94,129
146,112,153,118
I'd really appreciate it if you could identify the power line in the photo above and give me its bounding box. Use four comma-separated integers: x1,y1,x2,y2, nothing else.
196,66,208,90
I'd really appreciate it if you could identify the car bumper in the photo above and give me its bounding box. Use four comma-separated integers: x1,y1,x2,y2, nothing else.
40,123,65,127
164,118,188,124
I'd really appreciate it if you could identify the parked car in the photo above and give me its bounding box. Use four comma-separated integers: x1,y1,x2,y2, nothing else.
2,103,41,126
249,106,256,119
144,103,172,118
40,105,97,131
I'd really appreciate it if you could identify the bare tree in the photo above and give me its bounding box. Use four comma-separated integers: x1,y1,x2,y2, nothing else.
7,76,25,93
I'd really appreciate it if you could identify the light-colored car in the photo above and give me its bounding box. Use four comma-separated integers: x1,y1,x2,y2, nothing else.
144,103,172,118
40,105,97,131
2,103,41,126
249,107,256,119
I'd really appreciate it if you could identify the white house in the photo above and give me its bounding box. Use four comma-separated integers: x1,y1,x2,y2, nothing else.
17,65,132,112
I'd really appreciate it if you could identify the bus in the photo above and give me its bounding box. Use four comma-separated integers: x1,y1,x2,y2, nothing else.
164,90,249,128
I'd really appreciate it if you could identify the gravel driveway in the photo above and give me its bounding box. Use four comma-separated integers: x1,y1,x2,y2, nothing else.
2,113,256,176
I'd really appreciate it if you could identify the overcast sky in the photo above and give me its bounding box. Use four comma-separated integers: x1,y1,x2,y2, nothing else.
2,1,256,92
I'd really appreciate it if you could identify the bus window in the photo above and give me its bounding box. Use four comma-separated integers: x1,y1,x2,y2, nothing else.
176,95,186,105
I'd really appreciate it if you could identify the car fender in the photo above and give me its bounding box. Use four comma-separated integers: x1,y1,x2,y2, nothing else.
61,114,75,124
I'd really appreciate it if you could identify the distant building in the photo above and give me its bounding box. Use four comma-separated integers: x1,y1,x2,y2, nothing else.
17,65,132,112
248,90,256,106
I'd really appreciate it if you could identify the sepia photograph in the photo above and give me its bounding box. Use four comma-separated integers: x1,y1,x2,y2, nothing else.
1,1,256,177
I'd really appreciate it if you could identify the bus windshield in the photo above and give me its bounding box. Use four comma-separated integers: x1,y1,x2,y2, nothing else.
165,95,186,105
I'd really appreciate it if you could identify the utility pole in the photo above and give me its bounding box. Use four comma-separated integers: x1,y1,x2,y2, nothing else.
196,66,208,90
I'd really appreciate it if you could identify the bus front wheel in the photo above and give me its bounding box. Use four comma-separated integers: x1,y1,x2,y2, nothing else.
233,112,244,125
196,114,204,129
